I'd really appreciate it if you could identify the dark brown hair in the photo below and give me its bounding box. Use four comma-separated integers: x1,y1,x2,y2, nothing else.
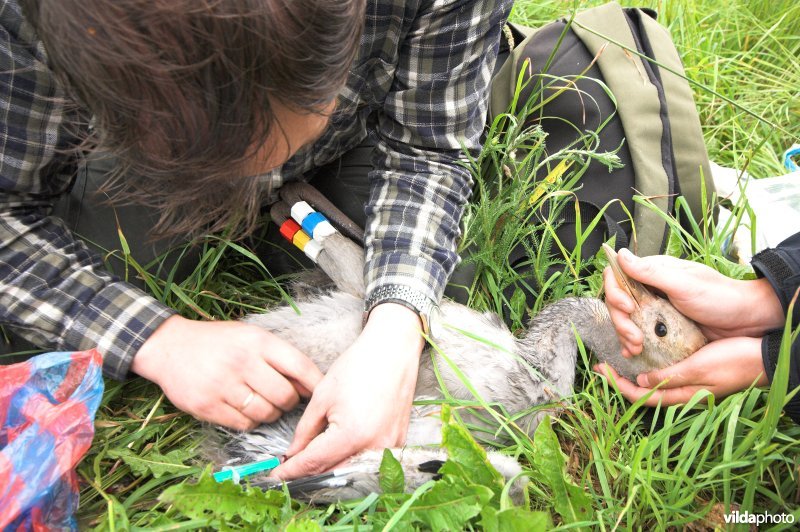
23,0,365,238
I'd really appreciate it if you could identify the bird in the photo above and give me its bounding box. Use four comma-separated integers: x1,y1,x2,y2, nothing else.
205,183,707,503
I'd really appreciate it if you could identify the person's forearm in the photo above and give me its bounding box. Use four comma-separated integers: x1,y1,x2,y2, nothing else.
735,277,786,334
364,0,513,306
1,209,175,379
364,145,472,305
363,302,425,355
131,314,185,382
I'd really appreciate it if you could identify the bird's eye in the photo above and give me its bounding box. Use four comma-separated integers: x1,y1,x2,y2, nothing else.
655,322,668,337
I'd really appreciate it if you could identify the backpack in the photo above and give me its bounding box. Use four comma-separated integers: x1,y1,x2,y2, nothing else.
488,2,714,258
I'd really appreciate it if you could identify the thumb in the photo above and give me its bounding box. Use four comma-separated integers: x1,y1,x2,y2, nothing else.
636,362,693,389
285,400,328,457
271,425,355,480
618,249,686,296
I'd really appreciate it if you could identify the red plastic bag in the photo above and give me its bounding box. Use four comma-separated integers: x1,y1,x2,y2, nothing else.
0,349,104,531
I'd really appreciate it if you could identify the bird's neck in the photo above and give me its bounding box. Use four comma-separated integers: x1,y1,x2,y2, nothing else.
519,297,619,394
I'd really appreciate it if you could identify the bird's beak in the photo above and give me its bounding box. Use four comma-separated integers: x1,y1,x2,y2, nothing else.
601,243,653,310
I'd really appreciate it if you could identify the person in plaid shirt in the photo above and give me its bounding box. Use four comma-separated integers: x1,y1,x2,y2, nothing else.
1,0,512,478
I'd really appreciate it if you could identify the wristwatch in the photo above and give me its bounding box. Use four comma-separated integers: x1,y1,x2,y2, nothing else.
363,284,440,338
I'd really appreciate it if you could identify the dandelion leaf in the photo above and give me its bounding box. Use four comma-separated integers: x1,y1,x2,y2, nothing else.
440,405,505,496
159,468,286,525
407,476,493,531
108,448,194,478
532,416,592,525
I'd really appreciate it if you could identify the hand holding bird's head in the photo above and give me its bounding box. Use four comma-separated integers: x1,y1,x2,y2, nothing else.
602,244,707,376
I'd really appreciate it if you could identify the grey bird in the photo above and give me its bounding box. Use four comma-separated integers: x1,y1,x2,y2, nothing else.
207,187,707,503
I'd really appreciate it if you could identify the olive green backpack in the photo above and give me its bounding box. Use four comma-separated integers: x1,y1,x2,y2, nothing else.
490,1,713,258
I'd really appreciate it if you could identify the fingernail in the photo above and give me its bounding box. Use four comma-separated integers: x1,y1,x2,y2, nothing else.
636,374,648,387
280,454,287,464
619,248,633,262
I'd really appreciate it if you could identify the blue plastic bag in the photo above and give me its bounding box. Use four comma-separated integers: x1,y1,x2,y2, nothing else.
0,350,104,531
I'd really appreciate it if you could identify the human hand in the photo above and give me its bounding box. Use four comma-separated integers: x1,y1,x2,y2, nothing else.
594,336,768,406
131,315,324,430
604,249,784,357
270,302,425,480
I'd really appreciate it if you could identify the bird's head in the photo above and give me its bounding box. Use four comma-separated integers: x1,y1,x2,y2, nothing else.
602,244,707,371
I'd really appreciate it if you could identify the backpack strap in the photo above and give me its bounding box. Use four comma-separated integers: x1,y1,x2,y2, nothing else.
570,3,672,256
635,11,713,220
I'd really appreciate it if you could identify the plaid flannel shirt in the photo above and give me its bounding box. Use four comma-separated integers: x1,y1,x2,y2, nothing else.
1,0,512,379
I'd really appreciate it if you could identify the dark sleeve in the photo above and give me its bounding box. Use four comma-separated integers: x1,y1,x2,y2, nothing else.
751,231,800,326
752,231,800,423
761,331,800,423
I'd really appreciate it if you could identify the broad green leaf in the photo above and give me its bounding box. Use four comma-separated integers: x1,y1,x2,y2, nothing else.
379,448,405,494
159,468,286,525
407,475,494,531
108,448,194,478
532,416,592,526
285,519,322,532
440,405,505,497
480,506,552,532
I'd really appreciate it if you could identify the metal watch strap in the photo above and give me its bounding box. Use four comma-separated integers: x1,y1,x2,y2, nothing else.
363,284,437,336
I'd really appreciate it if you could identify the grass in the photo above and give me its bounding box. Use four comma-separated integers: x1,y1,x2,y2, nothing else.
14,0,799,529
